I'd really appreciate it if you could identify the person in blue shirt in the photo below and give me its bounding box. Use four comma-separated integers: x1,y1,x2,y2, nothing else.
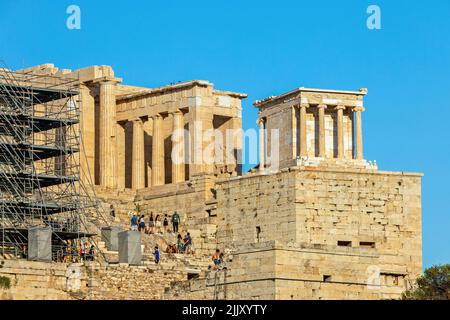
154,245,160,264
130,214,138,231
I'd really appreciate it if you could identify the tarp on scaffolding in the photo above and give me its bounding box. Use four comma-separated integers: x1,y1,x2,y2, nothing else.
28,226,52,261
118,230,141,265
101,226,123,251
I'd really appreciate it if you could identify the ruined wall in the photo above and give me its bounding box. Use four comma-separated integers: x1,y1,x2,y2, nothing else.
0,259,191,300
0,260,74,300
168,241,413,300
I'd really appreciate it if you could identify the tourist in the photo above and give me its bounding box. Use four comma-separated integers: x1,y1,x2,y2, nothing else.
138,215,145,233
62,244,68,263
155,214,162,233
109,204,115,219
184,232,192,254
154,245,160,264
88,245,95,261
80,240,86,261
166,244,177,254
176,234,184,253
130,213,138,231
148,212,155,234
172,211,180,233
212,249,222,269
163,214,169,233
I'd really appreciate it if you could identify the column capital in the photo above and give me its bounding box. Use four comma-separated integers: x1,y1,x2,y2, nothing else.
300,103,310,109
171,109,183,116
91,76,122,85
335,105,346,110
131,117,143,122
317,104,327,109
257,117,265,126
151,113,162,120
354,106,365,112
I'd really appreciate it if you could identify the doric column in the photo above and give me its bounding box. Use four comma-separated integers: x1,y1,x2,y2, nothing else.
99,80,117,188
318,104,327,158
300,104,308,157
336,105,345,159
116,122,126,189
354,106,365,160
132,118,145,190
79,84,95,185
171,110,185,183
152,114,164,186
258,118,265,169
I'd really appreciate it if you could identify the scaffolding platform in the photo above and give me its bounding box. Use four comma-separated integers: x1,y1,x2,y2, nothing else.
0,83,78,106
0,172,78,189
0,200,78,216
0,143,79,162
0,114,79,133
0,228,95,241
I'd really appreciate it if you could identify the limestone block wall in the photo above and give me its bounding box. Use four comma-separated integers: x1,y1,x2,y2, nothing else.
293,167,422,277
85,263,187,300
0,259,192,300
0,260,75,300
212,166,422,299
215,170,298,246
265,107,293,169
169,241,412,300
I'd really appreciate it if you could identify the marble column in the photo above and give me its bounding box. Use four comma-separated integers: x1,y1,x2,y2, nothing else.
116,122,126,190
336,105,345,159
318,104,327,158
258,118,265,169
132,118,145,190
99,81,117,188
292,105,298,159
171,110,185,183
354,106,365,160
152,114,164,186
300,104,308,157
79,84,95,185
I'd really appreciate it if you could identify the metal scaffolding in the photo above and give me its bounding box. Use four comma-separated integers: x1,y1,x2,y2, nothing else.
0,64,107,261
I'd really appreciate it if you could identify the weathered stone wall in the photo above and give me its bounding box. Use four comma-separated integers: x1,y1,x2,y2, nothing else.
85,263,188,300
216,170,297,245
207,166,422,299
0,260,73,300
0,259,193,300
168,241,414,300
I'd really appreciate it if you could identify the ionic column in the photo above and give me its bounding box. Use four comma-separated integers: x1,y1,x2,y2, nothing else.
300,104,308,157
99,80,117,188
171,110,185,183
354,106,365,160
132,118,145,190
318,104,327,158
292,105,297,159
258,118,265,169
336,105,345,159
152,114,164,186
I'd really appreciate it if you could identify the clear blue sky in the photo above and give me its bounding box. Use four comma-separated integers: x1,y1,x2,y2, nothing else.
1,0,449,269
